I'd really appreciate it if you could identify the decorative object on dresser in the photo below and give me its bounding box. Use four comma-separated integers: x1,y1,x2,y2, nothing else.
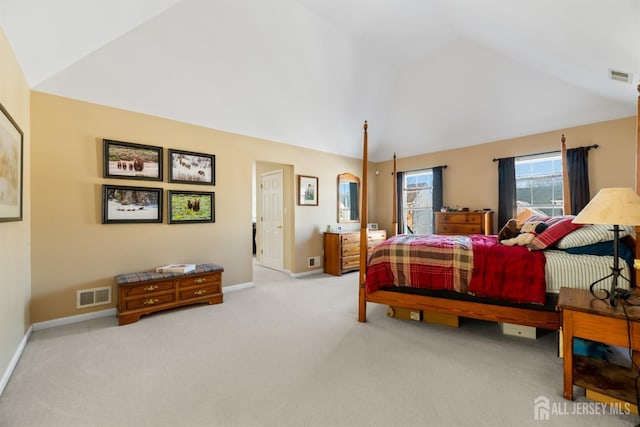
115,263,223,325
324,229,386,276
337,172,360,222
434,211,493,235
156,263,196,274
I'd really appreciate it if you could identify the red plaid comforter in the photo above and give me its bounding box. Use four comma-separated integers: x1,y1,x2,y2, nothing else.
365,234,546,304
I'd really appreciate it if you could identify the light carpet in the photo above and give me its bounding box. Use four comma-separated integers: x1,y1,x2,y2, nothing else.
0,264,637,426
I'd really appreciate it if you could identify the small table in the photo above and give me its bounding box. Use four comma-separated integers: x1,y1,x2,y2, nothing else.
558,287,640,403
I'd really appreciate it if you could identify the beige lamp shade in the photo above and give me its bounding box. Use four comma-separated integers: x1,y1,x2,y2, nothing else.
572,187,640,226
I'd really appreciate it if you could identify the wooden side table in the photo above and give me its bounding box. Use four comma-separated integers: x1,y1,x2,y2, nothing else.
558,287,640,403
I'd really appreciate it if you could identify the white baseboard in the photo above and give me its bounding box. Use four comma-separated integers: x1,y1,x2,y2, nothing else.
32,307,117,331
31,283,255,332
0,325,32,398
290,269,324,278
222,282,255,293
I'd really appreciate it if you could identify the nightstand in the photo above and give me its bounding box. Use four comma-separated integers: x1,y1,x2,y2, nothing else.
558,287,640,406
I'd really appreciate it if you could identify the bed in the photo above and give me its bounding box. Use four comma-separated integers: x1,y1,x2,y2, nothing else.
357,86,640,330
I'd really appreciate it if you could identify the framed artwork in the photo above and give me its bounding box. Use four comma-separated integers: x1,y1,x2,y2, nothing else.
168,149,215,185
102,184,163,224
298,175,318,206
168,190,215,224
0,102,23,222
103,139,163,181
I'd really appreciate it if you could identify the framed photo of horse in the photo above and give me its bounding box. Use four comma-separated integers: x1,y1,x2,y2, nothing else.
103,139,163,181
168,190,215,224
0,101,23,222
168,149,215,185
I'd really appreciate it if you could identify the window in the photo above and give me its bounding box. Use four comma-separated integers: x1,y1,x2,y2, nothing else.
515,153,564,218
401,169,433,234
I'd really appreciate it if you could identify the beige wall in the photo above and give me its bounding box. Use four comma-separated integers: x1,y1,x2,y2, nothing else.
30,92,366,322
0,28,31,388
373,117,637,233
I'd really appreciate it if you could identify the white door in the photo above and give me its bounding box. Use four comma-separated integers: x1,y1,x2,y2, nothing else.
261,170,284,271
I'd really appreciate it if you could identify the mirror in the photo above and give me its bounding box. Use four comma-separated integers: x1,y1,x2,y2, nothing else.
337,173,360,223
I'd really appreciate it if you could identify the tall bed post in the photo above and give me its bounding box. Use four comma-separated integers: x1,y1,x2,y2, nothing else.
561,134,571,215
636,84,640,194
636,84,640,287
392,153,398,236
358,121,369,322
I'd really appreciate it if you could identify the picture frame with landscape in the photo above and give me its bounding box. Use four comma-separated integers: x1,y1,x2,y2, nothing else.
168,190,215,224
0,101,23,222
168,149,215,185
103,139,163,181
102,184,163,224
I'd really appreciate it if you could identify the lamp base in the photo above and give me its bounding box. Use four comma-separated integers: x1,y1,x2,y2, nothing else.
588,225,630,308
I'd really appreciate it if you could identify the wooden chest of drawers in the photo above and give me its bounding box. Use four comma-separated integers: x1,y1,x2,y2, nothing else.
115,264,223,325
434,211,493,235
324,230,387,276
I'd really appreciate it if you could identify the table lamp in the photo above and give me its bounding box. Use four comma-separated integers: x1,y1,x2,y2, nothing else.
572,187,640,307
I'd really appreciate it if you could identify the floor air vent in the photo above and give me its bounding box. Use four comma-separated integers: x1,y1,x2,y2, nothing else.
77,286,112,309
609,69,632,83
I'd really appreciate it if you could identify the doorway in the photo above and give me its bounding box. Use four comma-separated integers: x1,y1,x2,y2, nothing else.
260,169,284,271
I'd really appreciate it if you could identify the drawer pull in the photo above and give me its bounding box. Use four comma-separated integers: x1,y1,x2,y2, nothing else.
143,285,159,291
143,298,160,305
194,289,207,296
194,278,207,284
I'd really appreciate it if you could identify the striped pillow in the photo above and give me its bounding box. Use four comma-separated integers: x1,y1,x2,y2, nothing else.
556,224,635,249
527,217,583,250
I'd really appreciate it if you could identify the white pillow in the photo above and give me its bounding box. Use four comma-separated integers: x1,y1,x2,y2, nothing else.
556,224,635,249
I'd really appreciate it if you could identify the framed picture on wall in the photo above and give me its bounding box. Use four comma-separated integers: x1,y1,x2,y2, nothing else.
102,184,163,224
0,101,23,222
168,190,215,224
298,175,318,206
103,139,163,181
168,149,215,185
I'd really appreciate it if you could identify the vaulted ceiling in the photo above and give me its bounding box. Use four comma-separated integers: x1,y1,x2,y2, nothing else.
1,0,638,161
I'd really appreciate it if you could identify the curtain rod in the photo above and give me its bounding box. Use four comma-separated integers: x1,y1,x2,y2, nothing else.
492,145,598,162
392,164,447,175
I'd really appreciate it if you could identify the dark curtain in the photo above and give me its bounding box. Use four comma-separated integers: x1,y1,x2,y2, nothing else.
349,182,359,220
396,171,404,233
497,157,516,227
432,167,444,232
566,147,590,214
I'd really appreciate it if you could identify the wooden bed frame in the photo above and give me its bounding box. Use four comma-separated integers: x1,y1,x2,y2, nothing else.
357,85,640,330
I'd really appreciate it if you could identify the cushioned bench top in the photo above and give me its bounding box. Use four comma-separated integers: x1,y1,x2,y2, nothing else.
115,263,224,285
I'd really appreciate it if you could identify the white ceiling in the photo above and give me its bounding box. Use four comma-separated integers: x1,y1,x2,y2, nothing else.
1,0,638,161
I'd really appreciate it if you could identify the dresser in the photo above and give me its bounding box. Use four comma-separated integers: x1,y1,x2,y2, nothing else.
324,230,387,276
434,211,493,235
115,263,223,325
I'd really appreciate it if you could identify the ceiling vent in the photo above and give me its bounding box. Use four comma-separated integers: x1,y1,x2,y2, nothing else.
609,69,632,84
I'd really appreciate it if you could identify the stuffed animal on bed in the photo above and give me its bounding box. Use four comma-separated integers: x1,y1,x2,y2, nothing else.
500,221,548,246
497,218,520,242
